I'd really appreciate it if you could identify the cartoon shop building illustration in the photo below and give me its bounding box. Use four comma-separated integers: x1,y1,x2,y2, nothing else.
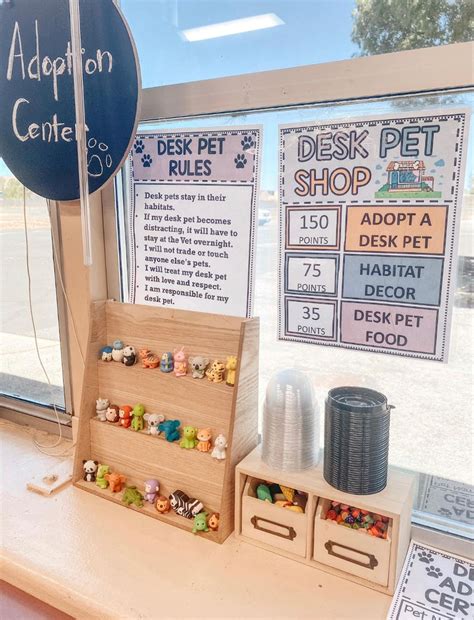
386,160,434,192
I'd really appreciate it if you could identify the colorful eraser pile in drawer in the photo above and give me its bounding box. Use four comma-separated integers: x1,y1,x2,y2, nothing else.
325,502,390,539
256,482,308,513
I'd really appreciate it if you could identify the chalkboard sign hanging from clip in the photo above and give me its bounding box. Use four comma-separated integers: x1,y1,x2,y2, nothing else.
0,0,141,202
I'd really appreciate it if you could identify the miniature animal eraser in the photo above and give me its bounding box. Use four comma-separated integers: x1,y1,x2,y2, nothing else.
206,360,226,383
173,347,187,377
192,512,209,534
100,346,113,362
139,349,160,369
122,486,143,507
122,345,136,366
211,434,227,460
144,479,160,503
189,356,209,379
159,419,181,442
119,405,133,428
208,512,220,531
144,412,165,435
105,472,127,493
155,495,171,513
169,490,203,519
180,426,198,449
96,464,110,489
225,356,238,387
160,352,173,373
112,340,124,362
257,484,273,502
82,459,98,482
95,397,109,421
105,404,120,423
131,403,146,431
196,428,212,452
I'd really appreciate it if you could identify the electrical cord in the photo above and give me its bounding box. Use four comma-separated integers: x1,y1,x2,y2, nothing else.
22,187,81,456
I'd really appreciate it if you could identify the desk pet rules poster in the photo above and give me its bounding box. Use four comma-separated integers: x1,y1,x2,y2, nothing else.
129,126,262,317
278,110,470,361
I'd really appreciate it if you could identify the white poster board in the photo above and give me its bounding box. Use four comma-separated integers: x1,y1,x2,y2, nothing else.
388,541,473,619
278,110,470,361
128,126,262,317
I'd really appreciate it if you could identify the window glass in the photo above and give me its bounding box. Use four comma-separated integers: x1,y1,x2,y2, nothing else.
0,158,65,409
121,0,474,88
118,91,473,499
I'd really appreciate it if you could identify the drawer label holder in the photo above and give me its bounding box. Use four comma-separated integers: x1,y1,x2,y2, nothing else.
325,540,379,569
251,515,297,541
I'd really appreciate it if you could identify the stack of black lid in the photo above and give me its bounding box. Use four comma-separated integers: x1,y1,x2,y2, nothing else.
324,386,392,495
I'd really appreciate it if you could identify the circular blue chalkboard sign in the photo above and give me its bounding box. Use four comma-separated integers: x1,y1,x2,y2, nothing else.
0,0,140,201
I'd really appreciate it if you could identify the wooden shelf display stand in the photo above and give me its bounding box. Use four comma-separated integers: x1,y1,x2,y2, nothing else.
73,301,259,543
235,446,415,594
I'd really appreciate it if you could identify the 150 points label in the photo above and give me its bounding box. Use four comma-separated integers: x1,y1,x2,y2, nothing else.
286,207,340,249
285,298,336,339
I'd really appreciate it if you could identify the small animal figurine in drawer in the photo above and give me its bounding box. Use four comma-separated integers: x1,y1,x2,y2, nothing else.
96,464,110,489
112,340,124,362
173,347,187,377
225,356,237,387
196,428,212,452
155,495,171,514
158,419,181,442
122,345,137,366
96,397,109,422
160,352,174,373
189,356,209,379
100,346,113,362
180,426,198,449
82,459,98,482
144,479,160,504
144,412,165,436
169,490,203,519
139,348,160,369
206,360,225,383
122,486,144,507
105,404,120,423
119,405,133,428
211,434,227,460
131,403,146,431
105,472,127,493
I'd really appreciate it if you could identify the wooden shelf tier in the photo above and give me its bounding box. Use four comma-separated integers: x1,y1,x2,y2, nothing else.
73,300,259,543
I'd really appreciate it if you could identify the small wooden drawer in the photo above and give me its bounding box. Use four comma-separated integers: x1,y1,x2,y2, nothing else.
241,477,308,558
313,499,392,586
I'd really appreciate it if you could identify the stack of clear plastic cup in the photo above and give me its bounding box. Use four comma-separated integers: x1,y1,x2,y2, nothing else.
262,369,320,471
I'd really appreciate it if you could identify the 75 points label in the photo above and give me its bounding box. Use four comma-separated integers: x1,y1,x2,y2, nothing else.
285,298,337,339
285,254,338,296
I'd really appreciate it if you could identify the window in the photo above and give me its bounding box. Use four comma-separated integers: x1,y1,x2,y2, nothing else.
121,0,474,87
0,158,67,414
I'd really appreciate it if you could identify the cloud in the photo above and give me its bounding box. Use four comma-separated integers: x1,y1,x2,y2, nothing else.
376,164,382,170
434,159,445,167
375,180,380,184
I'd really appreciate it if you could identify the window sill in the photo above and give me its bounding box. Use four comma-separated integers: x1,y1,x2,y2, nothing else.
1,419,393,619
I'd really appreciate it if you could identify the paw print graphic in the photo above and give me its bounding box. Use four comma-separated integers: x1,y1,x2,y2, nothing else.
142,153,153,168
234,153,247,169
418,551,434,564
87,138,112,178
134,139,145,154
426,566,443,578
241,135,255,151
